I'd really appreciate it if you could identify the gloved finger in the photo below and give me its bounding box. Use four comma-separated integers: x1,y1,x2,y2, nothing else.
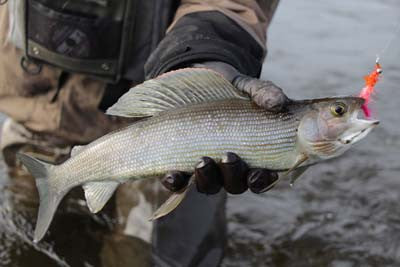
220,152,249,194
233,76,290,112
252,80,290,112
195,157,223,195
161,171,192,192
247,168,279,194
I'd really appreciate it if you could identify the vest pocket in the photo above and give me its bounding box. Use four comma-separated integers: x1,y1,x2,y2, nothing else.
25,0,134,82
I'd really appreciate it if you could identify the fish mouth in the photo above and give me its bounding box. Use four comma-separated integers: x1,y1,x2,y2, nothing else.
339,119,379,145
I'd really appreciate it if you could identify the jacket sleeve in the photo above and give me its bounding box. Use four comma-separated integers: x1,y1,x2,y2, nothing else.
144,0,279,79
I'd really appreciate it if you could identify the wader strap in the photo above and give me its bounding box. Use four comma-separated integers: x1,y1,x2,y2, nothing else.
27,40,118,77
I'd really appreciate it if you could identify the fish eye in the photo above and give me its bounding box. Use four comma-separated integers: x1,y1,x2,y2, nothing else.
330,102,347,117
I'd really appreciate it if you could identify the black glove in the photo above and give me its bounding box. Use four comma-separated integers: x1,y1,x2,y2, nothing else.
161,153,279,195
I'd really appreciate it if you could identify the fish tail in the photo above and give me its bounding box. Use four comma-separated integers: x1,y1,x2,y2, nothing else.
17,153,66,243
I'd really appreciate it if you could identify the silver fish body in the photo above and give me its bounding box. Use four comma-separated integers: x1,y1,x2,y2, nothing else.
60,99,301,186
17,68,379,242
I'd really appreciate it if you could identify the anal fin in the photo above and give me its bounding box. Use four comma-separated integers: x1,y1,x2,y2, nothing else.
83,181,119,213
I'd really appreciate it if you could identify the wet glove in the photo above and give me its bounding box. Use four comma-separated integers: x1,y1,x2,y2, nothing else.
161,62,289,195
194,61,290,112
161,153,279,195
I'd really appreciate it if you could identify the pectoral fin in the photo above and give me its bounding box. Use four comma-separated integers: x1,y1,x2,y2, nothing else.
288,166,309,186
83,181,119,213
285,154,309,175
150,176,194,221
262,154,309,191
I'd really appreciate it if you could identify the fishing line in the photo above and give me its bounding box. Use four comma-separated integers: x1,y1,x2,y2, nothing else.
357,20,399,118
376,20,400,61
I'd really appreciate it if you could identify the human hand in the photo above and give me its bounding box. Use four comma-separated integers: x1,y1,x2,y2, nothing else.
193,61,290,112
161,153,279,195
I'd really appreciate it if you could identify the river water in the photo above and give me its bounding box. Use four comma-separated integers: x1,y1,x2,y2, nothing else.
224,0,400,266
0,0,399,266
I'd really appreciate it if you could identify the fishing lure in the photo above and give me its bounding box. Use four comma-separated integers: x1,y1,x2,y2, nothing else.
358,58,382,118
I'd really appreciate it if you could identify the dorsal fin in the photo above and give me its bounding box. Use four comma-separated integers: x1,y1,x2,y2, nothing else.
106,68,248,117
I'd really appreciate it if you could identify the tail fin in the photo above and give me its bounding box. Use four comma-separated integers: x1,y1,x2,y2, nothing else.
17,153,65,243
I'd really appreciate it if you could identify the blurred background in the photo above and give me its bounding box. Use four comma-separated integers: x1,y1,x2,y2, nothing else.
0,0,399,266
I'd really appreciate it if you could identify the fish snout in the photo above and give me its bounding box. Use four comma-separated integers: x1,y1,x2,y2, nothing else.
339,119,379,145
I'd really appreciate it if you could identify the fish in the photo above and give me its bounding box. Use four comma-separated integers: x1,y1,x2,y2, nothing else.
17,68,379,242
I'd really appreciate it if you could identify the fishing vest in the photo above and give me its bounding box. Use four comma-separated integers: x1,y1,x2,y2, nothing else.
7,0,177,83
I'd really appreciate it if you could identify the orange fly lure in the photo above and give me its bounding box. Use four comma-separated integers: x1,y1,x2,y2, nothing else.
358,58,382,118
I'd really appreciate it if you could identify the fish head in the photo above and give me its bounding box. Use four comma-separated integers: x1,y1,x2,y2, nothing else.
297,96,379,159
